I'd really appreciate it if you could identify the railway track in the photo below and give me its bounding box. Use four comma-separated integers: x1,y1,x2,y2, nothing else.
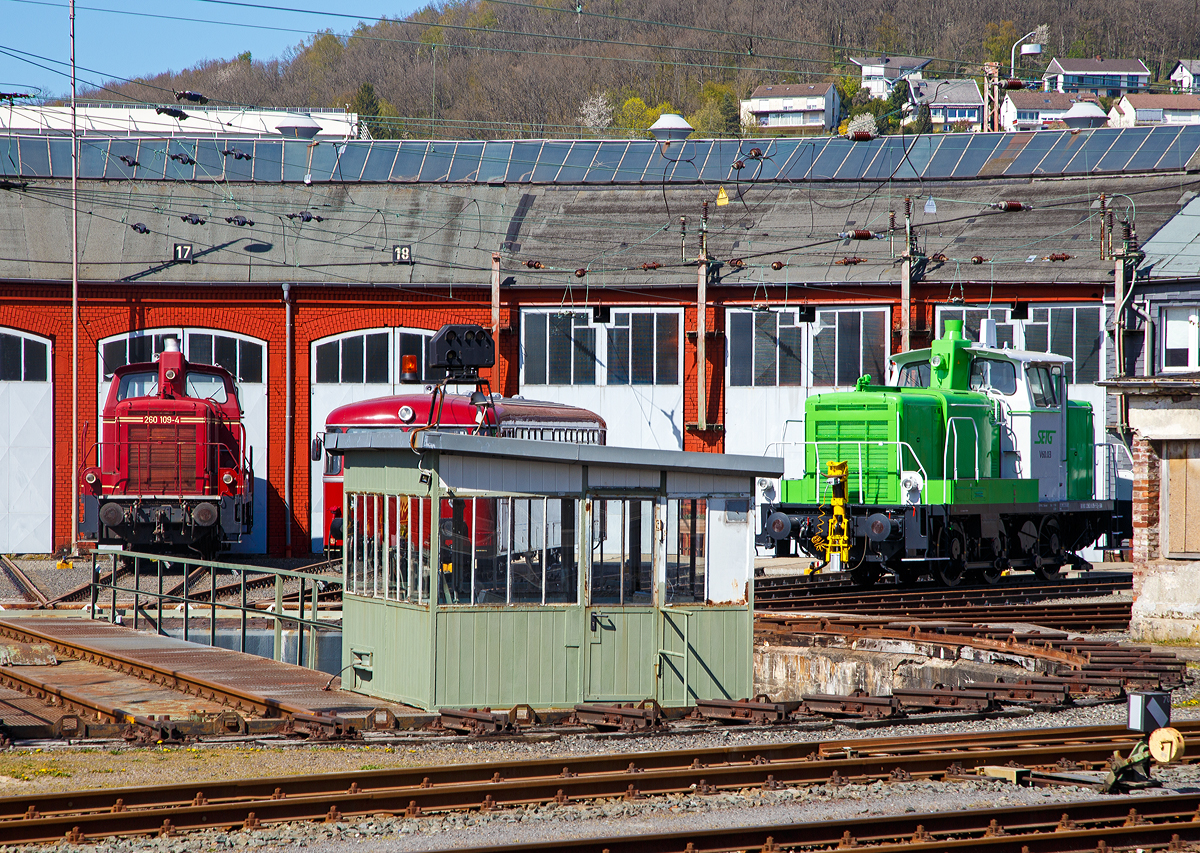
0,555,49,607
453,793,1200,853
0,619,335,724
0,721,1196,845
755,573,1134,631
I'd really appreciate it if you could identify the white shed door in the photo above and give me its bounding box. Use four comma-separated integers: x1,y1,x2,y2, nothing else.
0,331,53,553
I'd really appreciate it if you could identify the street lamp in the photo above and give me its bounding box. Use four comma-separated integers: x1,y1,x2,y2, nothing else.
1011,25,1049,78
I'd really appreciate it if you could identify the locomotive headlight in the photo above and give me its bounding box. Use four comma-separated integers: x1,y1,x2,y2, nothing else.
930,354,942,368
398,405,415,423
84,471,97,484
222,472,234,485
165,369,177,380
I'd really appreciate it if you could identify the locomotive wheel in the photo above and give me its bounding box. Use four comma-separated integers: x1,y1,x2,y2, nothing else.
977,535,1007,585
1035,516,1064,580
935,529,966,587
849,563,880,588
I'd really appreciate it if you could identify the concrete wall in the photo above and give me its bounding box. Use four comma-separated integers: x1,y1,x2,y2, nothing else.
754,636,1060,700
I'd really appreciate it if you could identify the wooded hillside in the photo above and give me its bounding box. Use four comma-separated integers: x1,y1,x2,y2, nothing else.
84,0,1200,138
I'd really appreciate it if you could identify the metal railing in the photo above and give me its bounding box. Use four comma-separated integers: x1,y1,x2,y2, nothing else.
762,439,929,504
943,417,981,481
90,550,340,669
85,436,252,499
1095,440,1134,501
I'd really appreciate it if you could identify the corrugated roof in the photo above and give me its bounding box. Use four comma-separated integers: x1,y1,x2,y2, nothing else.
748,83,833,99
1139,194,1200,277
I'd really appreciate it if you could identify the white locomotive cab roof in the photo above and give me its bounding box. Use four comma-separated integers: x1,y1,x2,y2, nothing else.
964,346,1073,365
889,346,1072,366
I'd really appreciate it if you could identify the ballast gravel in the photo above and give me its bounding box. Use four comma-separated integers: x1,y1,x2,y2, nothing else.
5,770,1200,853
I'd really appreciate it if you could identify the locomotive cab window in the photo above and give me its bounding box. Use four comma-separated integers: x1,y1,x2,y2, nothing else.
896,360,930,388
116,371,158,400
969,358,1017,395
1026,364,1062,408
185,371,230,405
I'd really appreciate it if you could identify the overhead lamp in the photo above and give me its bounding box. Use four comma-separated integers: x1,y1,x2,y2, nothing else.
648,113,693,154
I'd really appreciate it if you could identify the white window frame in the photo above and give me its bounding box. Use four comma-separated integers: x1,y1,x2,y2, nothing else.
98,327,267,387
934,304,1105,387
520,307,683,388
726,305,890,389
1161,306,1199,372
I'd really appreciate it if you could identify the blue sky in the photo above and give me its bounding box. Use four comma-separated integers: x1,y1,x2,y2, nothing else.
0,0,426,99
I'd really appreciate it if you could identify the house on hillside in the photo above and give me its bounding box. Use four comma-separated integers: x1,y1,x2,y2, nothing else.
849,55,932,98
1042,58,1150,98
1000,91,1095,130
1108,94,1200,127
905,79,982,131
740,83,841,132
1168,60,1200,93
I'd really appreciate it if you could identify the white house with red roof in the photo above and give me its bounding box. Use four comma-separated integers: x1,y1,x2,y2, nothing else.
739,82,841,131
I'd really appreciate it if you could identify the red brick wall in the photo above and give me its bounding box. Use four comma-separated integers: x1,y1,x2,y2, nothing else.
0,279,1110,556
1131,435,1161,568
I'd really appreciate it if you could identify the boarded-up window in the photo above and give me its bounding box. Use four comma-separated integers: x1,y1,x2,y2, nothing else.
1166,440,1200,557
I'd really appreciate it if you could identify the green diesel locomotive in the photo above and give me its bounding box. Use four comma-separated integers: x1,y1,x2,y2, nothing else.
759,319,1127,586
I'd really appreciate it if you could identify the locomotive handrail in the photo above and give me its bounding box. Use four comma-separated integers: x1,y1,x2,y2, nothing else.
762,440,929,504
1094,440,1133,502
943,417,980,481
86,438,250,497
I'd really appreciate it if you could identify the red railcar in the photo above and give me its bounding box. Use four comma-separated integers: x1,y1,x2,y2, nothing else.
316,390,605,551
79,338,253,556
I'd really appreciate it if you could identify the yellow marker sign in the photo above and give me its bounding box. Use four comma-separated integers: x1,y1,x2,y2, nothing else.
716,186,729,206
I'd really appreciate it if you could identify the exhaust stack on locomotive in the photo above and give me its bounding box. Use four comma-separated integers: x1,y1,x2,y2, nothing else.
759,319,1129,587
79,337,253,557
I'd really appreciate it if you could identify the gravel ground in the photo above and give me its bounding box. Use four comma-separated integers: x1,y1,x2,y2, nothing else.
3,759,1198,853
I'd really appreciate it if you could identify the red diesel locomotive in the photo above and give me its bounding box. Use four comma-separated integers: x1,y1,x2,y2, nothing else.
79,338,254,557
316,379,607,551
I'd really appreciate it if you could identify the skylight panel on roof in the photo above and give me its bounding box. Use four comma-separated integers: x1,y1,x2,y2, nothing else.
358,144,396,182
390,142,428,181
417,143,455,182
950,134,1003,177
331,142,370,182
446,142,484,182
1060,127,1120,173
506,141,543,182
17,138,50,178
1095,127,1153,172
532,141,571,182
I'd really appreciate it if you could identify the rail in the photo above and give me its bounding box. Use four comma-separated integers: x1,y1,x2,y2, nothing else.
762,439,929,504
0,722,1193,844
90,551,341,669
